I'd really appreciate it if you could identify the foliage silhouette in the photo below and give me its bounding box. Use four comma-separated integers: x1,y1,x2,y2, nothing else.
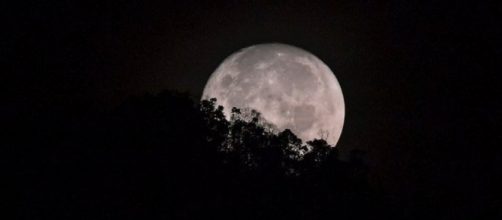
201,96,343,177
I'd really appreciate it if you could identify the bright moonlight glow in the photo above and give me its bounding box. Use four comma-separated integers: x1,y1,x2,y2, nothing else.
202,43,345,146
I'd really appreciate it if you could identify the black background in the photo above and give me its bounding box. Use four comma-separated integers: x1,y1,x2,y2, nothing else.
6,0,501,218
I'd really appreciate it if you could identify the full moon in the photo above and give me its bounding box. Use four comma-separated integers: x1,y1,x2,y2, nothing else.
202,43,345,146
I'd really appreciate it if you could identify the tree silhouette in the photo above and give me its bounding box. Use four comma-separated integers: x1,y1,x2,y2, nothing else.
199,97,344,178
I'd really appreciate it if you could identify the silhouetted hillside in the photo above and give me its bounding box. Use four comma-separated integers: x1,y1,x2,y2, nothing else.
13,90,389,219
13,89,497,219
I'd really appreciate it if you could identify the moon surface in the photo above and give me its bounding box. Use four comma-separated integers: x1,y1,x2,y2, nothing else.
202,43,345,146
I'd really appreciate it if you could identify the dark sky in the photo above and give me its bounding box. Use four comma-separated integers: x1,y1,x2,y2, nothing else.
6,0,500,198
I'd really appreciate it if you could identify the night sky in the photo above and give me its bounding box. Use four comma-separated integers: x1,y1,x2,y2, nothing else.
6,0,500,217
